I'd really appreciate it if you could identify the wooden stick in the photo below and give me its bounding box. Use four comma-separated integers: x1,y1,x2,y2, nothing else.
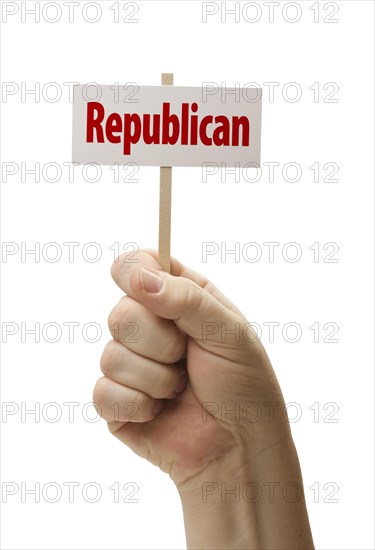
158,73,174,273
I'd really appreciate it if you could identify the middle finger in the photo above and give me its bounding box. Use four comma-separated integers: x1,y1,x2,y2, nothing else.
108,295,186,363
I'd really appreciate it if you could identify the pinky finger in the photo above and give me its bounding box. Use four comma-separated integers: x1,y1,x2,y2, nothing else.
93,376,164,423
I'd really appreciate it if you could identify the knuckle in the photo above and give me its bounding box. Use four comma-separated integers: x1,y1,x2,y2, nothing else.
100,340,117,378
107,303,120,330
92,376,109,410
110,258,120,282
111,251,140,280
108,297,138,334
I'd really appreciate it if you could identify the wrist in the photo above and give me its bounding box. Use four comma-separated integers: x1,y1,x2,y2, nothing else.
176,432,313,550
177,443,261,550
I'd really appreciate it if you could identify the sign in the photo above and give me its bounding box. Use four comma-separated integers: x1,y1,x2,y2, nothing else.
72,84,262,167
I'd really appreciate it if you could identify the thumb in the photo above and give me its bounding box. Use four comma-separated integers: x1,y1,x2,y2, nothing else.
112,255,257,362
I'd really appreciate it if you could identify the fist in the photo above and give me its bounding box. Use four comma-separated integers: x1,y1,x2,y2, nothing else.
93,250,286,486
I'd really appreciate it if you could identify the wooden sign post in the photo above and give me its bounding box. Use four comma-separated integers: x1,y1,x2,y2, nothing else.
158,73,173,273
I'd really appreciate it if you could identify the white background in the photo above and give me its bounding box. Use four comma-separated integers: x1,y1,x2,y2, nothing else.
0,1,374,549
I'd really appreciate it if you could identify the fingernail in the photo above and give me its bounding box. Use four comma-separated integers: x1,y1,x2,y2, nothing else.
175,373,188,394
152,399,164,416
140,268,164,294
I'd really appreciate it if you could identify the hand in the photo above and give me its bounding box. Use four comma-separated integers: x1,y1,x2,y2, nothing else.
93,249,289,486
93,249,314,549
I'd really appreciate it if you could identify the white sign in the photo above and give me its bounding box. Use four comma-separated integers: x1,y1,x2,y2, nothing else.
72,84,262,167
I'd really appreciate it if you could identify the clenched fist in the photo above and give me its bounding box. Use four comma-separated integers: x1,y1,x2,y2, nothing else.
93,249,314,549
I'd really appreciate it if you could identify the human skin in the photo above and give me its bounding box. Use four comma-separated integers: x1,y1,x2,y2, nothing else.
93,249,314,549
